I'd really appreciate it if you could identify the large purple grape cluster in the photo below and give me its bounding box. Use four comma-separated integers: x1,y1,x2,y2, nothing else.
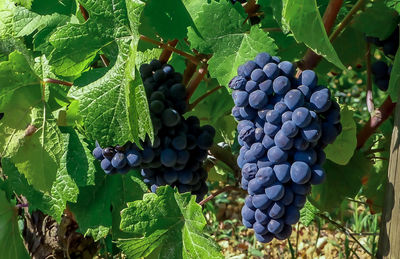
229,53,342,243
92,60,214,201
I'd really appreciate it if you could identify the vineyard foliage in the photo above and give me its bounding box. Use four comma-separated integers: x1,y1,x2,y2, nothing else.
0,0,398,257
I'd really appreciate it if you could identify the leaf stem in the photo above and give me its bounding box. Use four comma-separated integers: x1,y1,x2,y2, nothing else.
159,39,179,64
317,213,373,256
43,78,73,87
366,42,375,116
186,65,208,101
198,186,239,206
356,96,396,149
140,35,199,65
188,86,223,111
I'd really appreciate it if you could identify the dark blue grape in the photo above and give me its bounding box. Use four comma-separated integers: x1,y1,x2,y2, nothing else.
153,69,166,82
294,149,317,165
171,135,187,150
242,219,253,228
259,79,273,94
241,205,256,223
267,146,288,163
197,132,213,150
265,183,285,201
232,106,243,120
281,188,294,206
164,170,178,184
139,63,153,78
266,110,281,125
126,149,142,167
299,70,317,88
255,209,269,224
232,90,249,107
310,87,331,112
248,178,265,195
310,165,326,185
272,56,281,63
268,202,285,219
261,134,274,150
292,107,311,128
321,122,339,145
93,146,104,160
242,163,258,181
268,219,284,234
102,147,116,159
278,61,295,76
255,52,272,67
257,157,274,168
111,153,127,169
249,90,268,109
291,183,311,195
251,69,267,82
178,170,193,184
101,159,113,171
150,184,158,193
245,80,258,93
255,233,274,243
293,194,307,208
281,111,293,123
237,120,254,131
274,102,288,114
274,130,294,150
177,150,190,164
281,121,298,138
141,147,155,163
294,136,309,151
273,163,291,183
256,167,276,186
301,121,322,143
273,76,291,94
253,222,269,235
264,122,280,136
284,206,300,225
239,106,257,120
284,89,304,110
297,85,311,100
229,76,247,90
162,108,180,127
238,60,258,78
160,148,177,167
252,194,272,210
290,161,311,184
275,225,293,240
263,63,279,79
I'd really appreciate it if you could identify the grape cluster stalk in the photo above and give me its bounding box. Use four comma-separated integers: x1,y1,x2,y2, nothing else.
92,60,215,201
367,27,399,91
230,52,342,242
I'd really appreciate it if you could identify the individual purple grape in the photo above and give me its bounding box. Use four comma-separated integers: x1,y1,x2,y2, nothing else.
321,122,339,145
232,106,243,120
310,165,326,185
126,149,142,167
265,183,285,201
255,52,272,67
238,60,258,78
259,79,273,94
249,90,269,109
266,110,281,125
251,69,267,82
284,89,304,110
232,90,249,107
274,102,289,114
229,76,247,90
262,134,275,150
93,146,104,160
290,161,311,184
248,178,265,195
284,206,300,225
255,209,269,224
281,188,294,206
267,146,288,163
242,163,258,181
278,61,295,76
291,183,311,195
253,221,269,235
275,225,293,240
256,167,276,186
178,170,193,184
301,121,322,143
245,80,258,93
245,195,256,210
254,128,264,142
267,202,285,219
292,107,312,128
274,130,294,150
293,149,317,166
272,56,281,63
242,219,253,228
101,159,113,171
164,170,178,184
241,204,256,223
239,106,257,120
252,194,272,210
255,233,274,243
160,148,177,167
273,76,291,95
263,63,280,79
281,111,293,123
310,87,331,113
298,85,311,100
273,163,291,183
264,122,280,136
281,120,298,138
268,219,284,234
294,136,310,151
257,157,274,168
299,70,317,88
111,153,127,169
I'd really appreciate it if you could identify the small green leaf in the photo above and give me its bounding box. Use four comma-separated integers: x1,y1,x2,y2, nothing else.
324,106,357,165
300,200,319,226
118,186,223,259
0,190,30,259
282,0,345,69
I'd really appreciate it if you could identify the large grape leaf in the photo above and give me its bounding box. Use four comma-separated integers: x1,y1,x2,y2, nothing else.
0,190,30,259
69,171,146,241
324,106,357,165
310,151,372,212
353,1,398,40
0,51,64,192
282,0,345,69
48,0,143,76
118,187,223,259
187,1,277,87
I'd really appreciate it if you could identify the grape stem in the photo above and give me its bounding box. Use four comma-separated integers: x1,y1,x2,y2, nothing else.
43,78,73,87
79,4,109,67
159,39,179,64
198,186,238,206
188,85,223,111
356,96,396,149
183,62,197,85
317,213,373,256
365,42,375,116
186,65,208,102
140,35,200,65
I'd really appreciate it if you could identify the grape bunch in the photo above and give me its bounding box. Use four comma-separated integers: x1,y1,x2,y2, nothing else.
371,61,392,92
92,60,215,201
229,52,342,243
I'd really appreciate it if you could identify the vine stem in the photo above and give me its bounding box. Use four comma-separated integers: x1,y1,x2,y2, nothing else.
188,85,223,111
298,0,343,70
43,78,73,87
317,213,373,256
159,39,179,64
186,65,208,101
357,96,396,149
198,186,238,206
366,42,375,116
183,62,197,85
140,35,199,65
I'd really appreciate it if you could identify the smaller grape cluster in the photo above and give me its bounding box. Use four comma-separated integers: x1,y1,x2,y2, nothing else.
92,60,215,201
367,27,399,92
229,52,342,243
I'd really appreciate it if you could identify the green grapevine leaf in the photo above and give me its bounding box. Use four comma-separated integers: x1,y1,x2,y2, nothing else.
282,0,345,69
118,186,223,259
324,106,357,165
0,190,30,259
300,200,319,227
353,1,398,40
